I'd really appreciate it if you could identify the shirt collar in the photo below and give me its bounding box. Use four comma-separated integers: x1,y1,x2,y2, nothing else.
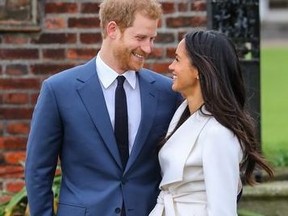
96,54,137,89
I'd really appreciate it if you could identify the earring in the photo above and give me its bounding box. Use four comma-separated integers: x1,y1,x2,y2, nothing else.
196,75,199,80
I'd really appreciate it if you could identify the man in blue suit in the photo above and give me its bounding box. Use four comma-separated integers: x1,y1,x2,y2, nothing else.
25,0,181,215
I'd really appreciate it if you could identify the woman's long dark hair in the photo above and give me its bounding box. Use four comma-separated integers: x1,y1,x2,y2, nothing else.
161,30,273,185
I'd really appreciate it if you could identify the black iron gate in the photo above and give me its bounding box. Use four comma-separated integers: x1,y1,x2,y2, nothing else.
207,0,261,148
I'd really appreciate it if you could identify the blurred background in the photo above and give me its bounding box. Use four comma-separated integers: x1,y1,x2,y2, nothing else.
0,0,287,215
260,0,288,167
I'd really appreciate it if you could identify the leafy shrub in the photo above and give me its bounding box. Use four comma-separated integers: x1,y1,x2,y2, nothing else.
0,175,61,216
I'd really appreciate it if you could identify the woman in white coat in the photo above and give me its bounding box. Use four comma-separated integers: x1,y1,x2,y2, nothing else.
149,30,274,216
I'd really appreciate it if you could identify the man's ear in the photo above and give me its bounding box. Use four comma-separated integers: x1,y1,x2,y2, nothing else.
106,21,118,39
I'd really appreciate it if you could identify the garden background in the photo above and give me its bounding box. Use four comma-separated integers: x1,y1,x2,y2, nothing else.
261,44,288,167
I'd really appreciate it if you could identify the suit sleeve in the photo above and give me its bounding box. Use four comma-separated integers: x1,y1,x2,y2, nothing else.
201,124,242,216
25,80,63,216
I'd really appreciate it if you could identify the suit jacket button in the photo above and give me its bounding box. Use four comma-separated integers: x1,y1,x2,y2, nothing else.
115,207,121,214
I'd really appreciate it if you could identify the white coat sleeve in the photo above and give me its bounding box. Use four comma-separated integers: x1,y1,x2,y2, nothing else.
201,123,242,216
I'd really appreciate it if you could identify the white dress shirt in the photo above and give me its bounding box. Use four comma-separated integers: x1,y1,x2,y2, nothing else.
95,55,141,153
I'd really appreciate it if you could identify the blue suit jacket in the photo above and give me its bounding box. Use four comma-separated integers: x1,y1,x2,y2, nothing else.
25,58,181,216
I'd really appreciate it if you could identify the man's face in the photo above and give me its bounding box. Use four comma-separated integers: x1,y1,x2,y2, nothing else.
113,13,159,72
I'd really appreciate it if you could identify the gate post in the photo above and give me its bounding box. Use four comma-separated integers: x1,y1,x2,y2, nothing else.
207,0,262,181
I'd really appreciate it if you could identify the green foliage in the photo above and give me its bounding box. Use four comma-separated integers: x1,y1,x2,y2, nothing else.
0,175,61,216
0,188,27,216
264,145,288,167
261,47,288,167
238,209,265,216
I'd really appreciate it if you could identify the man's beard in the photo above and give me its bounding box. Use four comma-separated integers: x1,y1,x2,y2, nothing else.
114,45,146,72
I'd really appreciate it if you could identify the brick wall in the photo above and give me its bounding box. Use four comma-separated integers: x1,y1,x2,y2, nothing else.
0,0,207,201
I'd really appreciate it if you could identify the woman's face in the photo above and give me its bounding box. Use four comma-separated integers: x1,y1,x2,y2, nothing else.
169,39,200,98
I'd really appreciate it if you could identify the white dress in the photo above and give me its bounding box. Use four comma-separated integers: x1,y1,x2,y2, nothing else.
149,100,243,216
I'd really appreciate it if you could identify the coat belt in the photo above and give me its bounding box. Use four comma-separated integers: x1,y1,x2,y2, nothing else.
150,190,206,216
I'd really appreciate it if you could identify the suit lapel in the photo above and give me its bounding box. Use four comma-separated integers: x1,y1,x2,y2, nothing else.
76,58,122,168
125,71,157,171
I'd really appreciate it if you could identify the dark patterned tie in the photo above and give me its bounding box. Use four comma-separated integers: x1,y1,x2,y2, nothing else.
114,76,129,169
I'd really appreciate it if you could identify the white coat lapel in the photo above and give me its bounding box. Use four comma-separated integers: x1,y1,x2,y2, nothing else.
159,100,211,187
165,99,188,136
